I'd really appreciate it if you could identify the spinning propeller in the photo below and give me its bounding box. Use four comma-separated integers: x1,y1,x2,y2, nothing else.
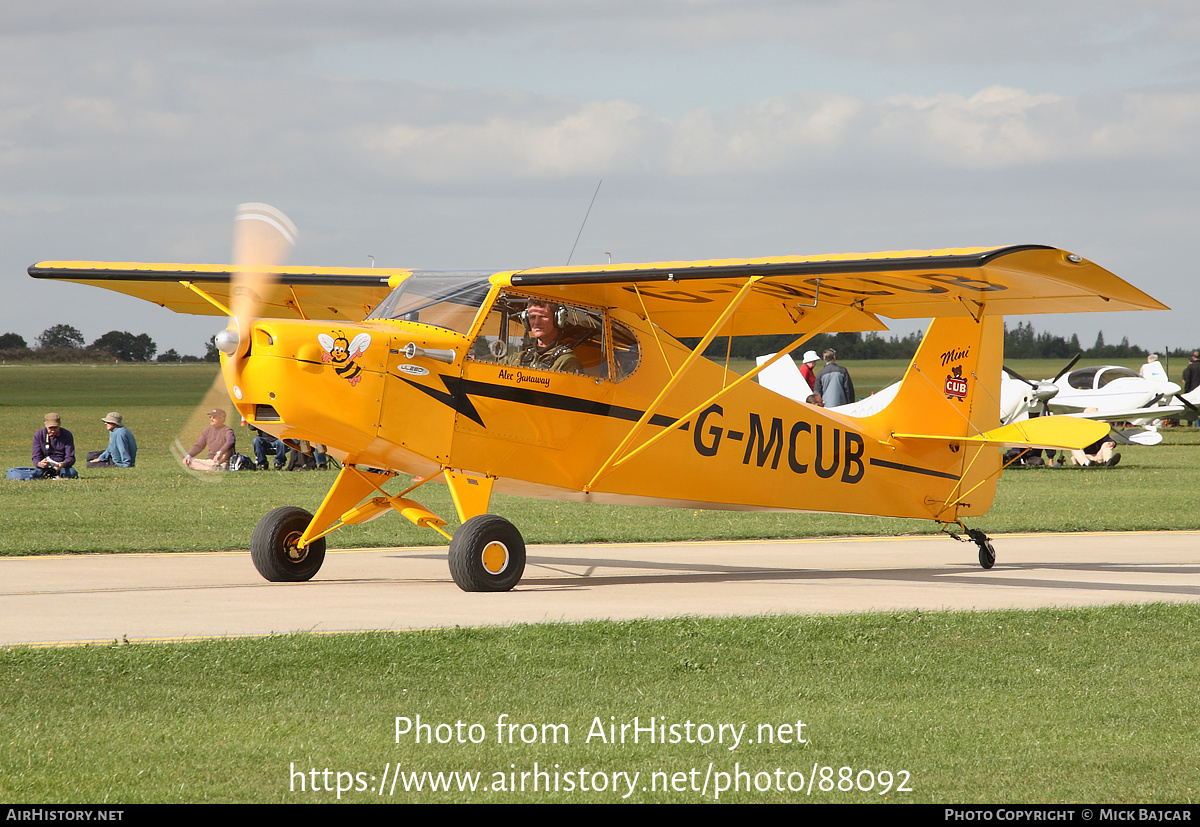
175,204,298,471
216,203,298,381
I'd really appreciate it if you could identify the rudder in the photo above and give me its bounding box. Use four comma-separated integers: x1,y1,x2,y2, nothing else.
864,315,1003,440
861,315,1004,521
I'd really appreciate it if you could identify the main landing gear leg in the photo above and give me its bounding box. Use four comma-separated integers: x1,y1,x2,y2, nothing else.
248,465,527,592
442,471,525,592
944,523,996,569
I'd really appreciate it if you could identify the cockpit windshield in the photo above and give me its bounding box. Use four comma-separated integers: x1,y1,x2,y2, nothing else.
364,271,494,335
1096,366,1139,388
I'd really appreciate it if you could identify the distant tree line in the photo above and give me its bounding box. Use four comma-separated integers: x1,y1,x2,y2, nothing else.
686,330,926,361
1,321,1193,365
0,325,211,363
686,321,1195,362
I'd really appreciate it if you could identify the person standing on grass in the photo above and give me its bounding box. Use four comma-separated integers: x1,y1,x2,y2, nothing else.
1140,353,1168,382
799,349,820,393
1182,351,1200,428
1183,351,1200,395
815,349,855,408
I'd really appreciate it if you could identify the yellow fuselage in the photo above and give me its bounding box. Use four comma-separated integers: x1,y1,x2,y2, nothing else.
226,309,1003,525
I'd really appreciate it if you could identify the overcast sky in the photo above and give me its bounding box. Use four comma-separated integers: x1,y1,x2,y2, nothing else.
4,1,1198,360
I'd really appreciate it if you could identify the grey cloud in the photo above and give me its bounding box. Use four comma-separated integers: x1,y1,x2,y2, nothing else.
4,2,1199,353
9,32,1199,200
7,1,1199,64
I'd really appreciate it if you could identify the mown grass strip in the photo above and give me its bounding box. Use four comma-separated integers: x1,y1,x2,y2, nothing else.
2,606,1197,803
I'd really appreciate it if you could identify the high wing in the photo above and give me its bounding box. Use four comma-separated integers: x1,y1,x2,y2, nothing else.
504,245,1167,338
31,245,1166,334
28,261,406,322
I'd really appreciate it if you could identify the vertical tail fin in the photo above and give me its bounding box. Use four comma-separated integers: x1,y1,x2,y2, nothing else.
864,315,1003,439
861,314,1004,520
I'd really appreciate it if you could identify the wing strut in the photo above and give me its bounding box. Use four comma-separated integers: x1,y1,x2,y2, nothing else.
287,286,309,320
934,443,993,520
596,303,859,484
584,279,862,491
179,281,233,316
630,283,673,369
585,277,760,490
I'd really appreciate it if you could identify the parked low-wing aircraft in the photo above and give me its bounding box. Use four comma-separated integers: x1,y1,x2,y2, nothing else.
30,205,1167,588
999,356,1190,446
1048,363,1185,429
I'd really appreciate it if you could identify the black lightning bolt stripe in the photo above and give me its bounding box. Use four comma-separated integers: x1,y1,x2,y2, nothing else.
395,374,691,432
395,375,486,427
868,458,960,481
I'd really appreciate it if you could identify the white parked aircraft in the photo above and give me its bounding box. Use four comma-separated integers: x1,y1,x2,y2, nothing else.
1044,363,1186,445
1049,364,1183,418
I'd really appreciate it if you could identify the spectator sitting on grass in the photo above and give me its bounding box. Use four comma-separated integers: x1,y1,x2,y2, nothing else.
183,409,235,471
33,412,77,479
88,412,137,468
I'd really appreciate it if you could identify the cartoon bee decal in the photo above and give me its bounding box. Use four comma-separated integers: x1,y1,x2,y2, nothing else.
318,331,371,386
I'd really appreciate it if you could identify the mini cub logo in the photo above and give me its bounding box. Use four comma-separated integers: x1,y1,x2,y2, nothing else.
319,331,371,387
944,365,968,400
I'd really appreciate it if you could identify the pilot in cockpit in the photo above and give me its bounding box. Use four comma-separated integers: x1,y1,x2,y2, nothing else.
504,299,583,373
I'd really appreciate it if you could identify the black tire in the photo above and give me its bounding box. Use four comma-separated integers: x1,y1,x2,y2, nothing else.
978,539,996,570
251,506,326,582
448,515,526,592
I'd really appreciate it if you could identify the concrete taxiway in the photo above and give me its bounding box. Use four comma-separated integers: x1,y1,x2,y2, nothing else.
3,531,1199,646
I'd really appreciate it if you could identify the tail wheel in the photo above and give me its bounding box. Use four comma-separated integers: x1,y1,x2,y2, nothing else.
251,506,326,582
448,515,526,592
964,527,996,570
978,540,996,569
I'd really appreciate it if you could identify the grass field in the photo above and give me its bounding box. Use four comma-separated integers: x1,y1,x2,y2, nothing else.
4,607,1199,803
2,361,1198,803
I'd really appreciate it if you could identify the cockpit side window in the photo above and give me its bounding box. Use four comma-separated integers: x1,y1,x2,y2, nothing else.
469,292,640,382
610,318,641,382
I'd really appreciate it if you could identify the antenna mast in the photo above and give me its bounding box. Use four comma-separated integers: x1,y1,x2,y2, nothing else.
566,179,603,265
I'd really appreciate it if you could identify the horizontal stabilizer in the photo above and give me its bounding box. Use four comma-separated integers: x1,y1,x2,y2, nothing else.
894,415,1111,451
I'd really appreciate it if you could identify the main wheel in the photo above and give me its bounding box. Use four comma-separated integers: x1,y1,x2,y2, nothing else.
251,506,326,582
448,514,526,592
978,539,996,570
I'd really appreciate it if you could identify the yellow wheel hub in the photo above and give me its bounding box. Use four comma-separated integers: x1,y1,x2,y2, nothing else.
481,541,509,575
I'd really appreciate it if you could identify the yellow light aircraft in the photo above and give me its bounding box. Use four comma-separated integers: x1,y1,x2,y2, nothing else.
29,205,1167,590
